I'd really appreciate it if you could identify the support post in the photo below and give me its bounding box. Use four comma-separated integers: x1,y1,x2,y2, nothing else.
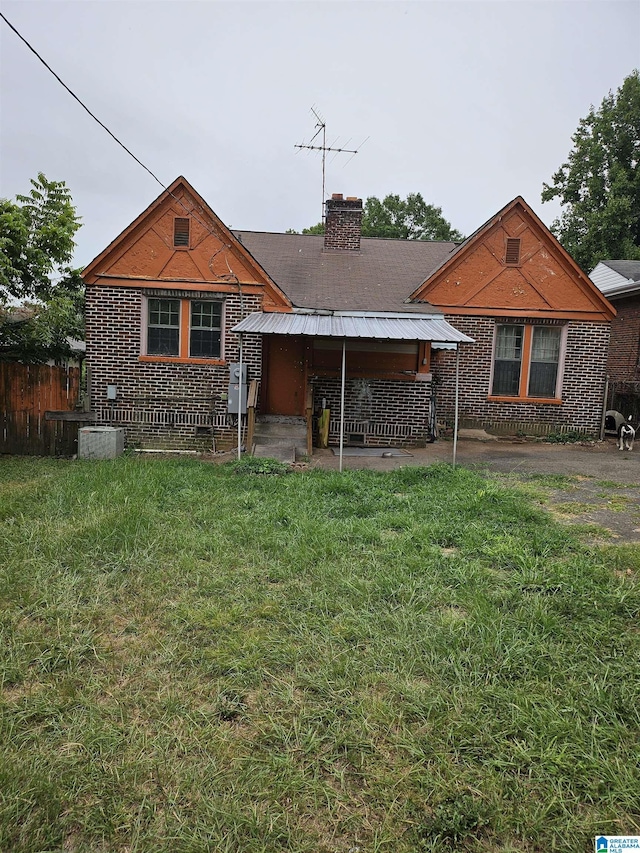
339,338,346,473
453,345,460,469
237,334,243,461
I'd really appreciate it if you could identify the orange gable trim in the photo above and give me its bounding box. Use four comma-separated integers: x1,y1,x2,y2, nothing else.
432,306,612,322
410,197,615,322
82,176,291,311
92,277,266,294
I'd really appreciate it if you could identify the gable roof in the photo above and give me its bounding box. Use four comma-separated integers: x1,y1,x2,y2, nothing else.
409,196,616,321
82,177,291,310
233,231,457,313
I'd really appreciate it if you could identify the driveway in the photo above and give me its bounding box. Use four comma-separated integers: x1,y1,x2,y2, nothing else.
308,437,640,544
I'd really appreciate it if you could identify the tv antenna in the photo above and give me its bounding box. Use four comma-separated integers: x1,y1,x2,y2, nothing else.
295,107,367,222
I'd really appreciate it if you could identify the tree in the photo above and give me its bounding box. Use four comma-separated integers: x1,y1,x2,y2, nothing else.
0,172,81,302
289,192,464,241
0,174,83,362
0,271,84,362
286,223,326,235
362,193,464,241
541,70,640,272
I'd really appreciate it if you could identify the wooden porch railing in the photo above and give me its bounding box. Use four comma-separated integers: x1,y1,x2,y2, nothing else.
246,379,260,454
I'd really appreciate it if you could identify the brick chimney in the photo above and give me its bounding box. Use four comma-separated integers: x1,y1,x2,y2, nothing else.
324,193,363,251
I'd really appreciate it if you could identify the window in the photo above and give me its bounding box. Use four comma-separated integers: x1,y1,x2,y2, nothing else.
148,298,180,355
492,325,523,396
491,324,563,399
190,301,222,358
173,217,190,247
145,297,223,361
528,326,561,397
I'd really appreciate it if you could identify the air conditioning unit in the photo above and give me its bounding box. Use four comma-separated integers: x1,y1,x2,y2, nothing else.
78,426,125,460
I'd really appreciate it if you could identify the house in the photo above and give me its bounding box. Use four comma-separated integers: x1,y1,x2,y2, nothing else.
82,177,615,454
590,259,640,418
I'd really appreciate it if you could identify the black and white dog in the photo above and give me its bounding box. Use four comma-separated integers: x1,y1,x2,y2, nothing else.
618,415,636,452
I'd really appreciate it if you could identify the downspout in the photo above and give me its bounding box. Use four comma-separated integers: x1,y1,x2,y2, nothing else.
339,338,346,473
452,345,460,469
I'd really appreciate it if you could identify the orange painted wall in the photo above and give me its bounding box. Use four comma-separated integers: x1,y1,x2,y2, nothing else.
97,189,262,283
83,180,290,311
414,202,613,321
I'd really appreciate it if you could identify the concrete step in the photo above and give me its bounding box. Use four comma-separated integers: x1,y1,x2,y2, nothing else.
258,416,306,424
253,417,307,462
254,421,306,438
252,442,296,463
253,431,306,445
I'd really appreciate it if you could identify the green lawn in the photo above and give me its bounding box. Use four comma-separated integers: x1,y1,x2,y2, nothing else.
1,456,638,852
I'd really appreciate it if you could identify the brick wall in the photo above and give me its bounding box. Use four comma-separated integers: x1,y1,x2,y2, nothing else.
607,293,640,382
433,314,610,436
312,376,433,446
324,196,363,252
85,285,262,450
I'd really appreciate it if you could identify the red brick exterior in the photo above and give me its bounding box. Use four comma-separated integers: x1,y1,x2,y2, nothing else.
85,286,262,450
433,314,610,436
324,196,362,252
606,293,640,382
84,184,615,449
312,377,433,446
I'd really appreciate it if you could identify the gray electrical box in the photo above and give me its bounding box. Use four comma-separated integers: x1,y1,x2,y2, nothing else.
228,363,248,414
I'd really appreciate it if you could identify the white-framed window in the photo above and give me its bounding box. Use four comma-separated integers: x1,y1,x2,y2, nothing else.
145,297,223,360
148,298,180,356
189,300,222,358
491,323,565,400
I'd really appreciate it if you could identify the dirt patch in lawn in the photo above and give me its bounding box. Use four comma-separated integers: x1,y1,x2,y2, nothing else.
543,478,640,543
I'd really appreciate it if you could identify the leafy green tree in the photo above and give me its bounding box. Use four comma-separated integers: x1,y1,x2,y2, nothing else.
362,193,464,241
0,172,81,302
289,193,464,241
301,222,326,235
542,70,640,272
286,223,326,235
1,174,83,361
0,270,84,362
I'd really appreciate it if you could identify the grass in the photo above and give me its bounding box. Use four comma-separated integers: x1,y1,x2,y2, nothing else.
1,456,638,852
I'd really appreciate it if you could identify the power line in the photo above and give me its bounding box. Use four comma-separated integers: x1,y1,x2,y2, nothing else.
0,11,166,190
0,11,242,284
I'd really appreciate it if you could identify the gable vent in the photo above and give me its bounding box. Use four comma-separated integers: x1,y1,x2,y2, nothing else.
174,217,190,247
505,237,521,265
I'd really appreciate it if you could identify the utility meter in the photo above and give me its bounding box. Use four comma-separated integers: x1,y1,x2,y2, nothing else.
227,363,248,414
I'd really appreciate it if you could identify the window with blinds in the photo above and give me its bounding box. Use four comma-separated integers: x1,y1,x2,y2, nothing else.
492,323,563,399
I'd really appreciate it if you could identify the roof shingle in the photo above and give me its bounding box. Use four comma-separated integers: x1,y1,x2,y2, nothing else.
233,231,458,312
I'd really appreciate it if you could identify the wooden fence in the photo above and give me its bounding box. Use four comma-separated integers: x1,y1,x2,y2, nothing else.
1,362,82,456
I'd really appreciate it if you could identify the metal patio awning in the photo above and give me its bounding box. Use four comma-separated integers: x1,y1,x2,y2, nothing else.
231,310,473,472
231,311,474,344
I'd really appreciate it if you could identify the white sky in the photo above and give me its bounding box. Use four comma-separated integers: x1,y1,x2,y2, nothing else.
1,0,639,270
